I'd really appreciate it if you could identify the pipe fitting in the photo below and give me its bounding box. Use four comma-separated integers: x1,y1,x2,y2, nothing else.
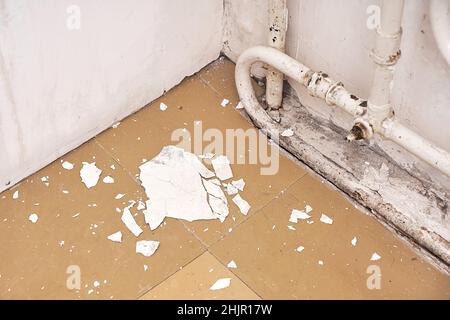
347,118,373,141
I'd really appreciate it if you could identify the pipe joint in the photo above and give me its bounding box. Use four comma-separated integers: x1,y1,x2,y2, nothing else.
347,118,374,141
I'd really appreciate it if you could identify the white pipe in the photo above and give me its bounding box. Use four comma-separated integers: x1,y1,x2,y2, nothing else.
367,0,404,131
430,0,450,66
382,119,450,176
235,46,450,177
266,0,287,110
236,46,365,128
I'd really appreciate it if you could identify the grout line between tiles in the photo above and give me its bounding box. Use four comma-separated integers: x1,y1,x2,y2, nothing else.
135,249,207,299
206,249,264,300
204,173,308,249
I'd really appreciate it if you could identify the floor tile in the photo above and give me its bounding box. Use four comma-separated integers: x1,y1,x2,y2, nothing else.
0,140,204,299
140,252,260,300
209,174,450,299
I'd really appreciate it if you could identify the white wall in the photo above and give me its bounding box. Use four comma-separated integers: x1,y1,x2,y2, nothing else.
0,0,223,192
223,0,450,190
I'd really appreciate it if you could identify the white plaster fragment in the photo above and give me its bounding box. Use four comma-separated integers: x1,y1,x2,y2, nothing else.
235,101,244,109
62,161,74,170
139,146,218,230
211,155,233,180
210,278,231,290
12,190,19,200
28,213,38,223
80,162,102,189
351,237,358,246
232,194,250,215
289,209,311,223
320,214,333,225
107,231,122,243
121,204,143,237
370,252,381,261
136,240,160,257
225,183,239,195
231,178,245,191
227,260,237,269
281,128,294,137
159,102,168,111
296,246,305,253
220,98,230,107
103,176,114,184
115,193,125,200
305,204,313,213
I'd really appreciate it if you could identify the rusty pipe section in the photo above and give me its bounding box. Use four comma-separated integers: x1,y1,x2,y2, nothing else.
265,0,287,111
235,46,366,129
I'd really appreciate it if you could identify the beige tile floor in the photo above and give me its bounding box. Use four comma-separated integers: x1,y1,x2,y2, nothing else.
0,58,449,299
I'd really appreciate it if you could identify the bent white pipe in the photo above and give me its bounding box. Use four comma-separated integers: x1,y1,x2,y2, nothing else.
236,46,365,129
235,46,450,177
266,0,287,110
430,0,450,66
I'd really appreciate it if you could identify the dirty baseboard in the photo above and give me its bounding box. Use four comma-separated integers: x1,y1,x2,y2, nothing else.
238,83,450,275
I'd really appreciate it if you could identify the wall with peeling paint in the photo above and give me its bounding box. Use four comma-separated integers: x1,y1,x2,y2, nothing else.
223,0,450,190
0,0,223,192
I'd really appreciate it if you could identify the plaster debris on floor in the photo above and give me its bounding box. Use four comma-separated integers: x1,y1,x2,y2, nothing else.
210,278,231,290
80,162,102,189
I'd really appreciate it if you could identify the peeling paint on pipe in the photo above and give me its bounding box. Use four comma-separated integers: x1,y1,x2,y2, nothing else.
265,0,287,110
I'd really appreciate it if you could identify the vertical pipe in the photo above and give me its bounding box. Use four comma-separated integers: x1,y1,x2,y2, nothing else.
367,0,404,131
266,0,287,110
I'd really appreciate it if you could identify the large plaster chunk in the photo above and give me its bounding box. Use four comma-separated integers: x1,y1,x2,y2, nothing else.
139,146,218,230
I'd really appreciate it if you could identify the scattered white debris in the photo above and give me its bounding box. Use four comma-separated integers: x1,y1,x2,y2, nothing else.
41,176,49,187
231,178,245,191
281,129,294,137
115,193,125,200
28,213,39,223
210,278,231,290
103,176,114,184
112,122,121,128
351,237,358,247
110,164,116,170
72,213,80,218
203,178,229,222
107,231,122,243
121,204,143,237
232,194,250,215
93,281,100,288
59,240,65,247
305,204,313,213
159,102,168,111
319,214,333,225
225,183,239,195
227,260,237,269
137,201,146,211
235,101,244,110
140,146,218,230
211,155,233,180
87,289,94,295
220,98,230,107
370,252,381,261
80,162,102,189
62,190,69,194
287,225,296,231
62,161,74,170
12,190,19,199
318,260,324,266
289,209,311,223
144,264,149,271
295,246,305,253
136,240,160,257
